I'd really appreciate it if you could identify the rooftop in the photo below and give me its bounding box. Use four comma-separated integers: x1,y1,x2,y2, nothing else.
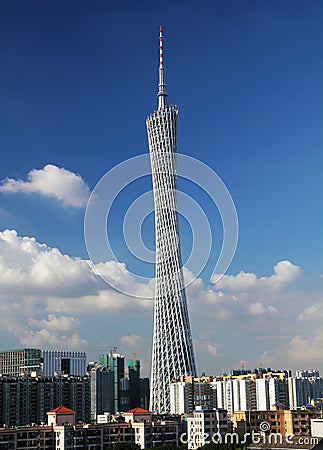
48,406,75,413
125,408,151,414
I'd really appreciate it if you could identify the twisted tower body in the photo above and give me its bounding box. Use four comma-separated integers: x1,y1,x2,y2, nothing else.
146,27,196,413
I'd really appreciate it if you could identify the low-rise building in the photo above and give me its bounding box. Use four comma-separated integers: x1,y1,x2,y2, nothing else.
234,406,322,437
312,419,323,437
285,408,322,436
122,407,178,449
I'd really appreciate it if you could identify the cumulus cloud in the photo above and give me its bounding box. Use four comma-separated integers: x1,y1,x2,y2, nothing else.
212,260,301,291
29,314,80,332
0,228,156,304
285,329,323,363
121,335,143,348
298,304,323,321
262,327,323,368
193,338,219,360
249,302,265,315
0,302,88,350
248,303,278,315
22,312,87,349
206,342,218,357
0,229,155,351
0,229,100,297
0,228,319,374
20,329,88,349
0,164,90,207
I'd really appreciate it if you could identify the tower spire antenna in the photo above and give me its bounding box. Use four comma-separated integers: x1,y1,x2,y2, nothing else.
158,25,167,110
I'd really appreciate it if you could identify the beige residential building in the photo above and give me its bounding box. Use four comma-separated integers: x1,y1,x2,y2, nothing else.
234,406,322,437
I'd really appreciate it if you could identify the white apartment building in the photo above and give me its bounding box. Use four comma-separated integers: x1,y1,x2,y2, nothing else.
239,379,256,410
170,381,193,414
256,377,289,410
216,380,225,410
256,378,270,410
170,380,217,414
186,406,228,450
216,379,255,413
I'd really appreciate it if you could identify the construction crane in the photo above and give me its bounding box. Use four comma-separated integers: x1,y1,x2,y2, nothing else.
95,345,118,357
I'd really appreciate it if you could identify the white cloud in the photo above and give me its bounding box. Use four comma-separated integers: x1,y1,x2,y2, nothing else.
206,342,218,357
249,302,265,315
0,229,99,297
0,229,154,353
0,228,155,305
20,329,88,349
121,335,143,349
29,314,80,332
286,329,323,363
262,327,323,368
0,229,320,374
0,164,90,207
193,338,219,360
298,304,323,321
212,260,301,291
248,303,278,315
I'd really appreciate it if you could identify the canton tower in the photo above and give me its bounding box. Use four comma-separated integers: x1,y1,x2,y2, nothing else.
146,27,197,413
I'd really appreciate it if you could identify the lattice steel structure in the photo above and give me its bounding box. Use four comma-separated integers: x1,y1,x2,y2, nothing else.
146,27,197,413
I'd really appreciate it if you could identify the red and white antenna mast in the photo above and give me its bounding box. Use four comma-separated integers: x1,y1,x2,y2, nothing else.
158,25,167,110
159,25,163,67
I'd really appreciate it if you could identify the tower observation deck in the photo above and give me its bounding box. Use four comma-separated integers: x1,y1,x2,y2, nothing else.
146,27,197,413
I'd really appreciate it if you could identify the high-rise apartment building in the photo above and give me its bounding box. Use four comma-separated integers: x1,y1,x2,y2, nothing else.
288,375,323,409
42,350,87,376
139,378,150,410
128,359,140,409
255,378,270,410
296,369,320,378
255,377,289,410
0,348,42,375
0,373,90,426
109,352,125,412
170,381,194,414
147,27,196,413
90,364,114,420
100,352,125,412
170,378,217,414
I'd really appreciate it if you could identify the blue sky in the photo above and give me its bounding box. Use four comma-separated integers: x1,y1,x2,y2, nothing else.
0,0,322,376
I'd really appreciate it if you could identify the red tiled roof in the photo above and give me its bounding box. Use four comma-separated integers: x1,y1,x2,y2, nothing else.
48,406,75,413
125,408,151,413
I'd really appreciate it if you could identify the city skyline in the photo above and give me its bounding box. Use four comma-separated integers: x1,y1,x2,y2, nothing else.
0,1,322,376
